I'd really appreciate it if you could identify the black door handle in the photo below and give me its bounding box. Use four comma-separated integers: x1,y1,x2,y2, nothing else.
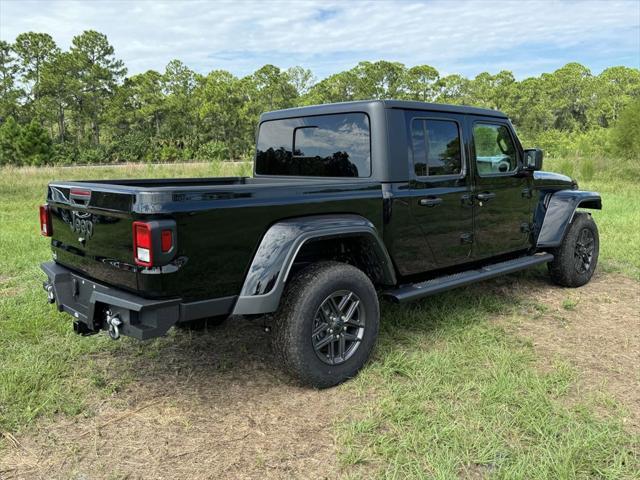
476,192,496,202
419,197,443,207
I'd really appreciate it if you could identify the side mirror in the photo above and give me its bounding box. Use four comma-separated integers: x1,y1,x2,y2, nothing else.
524,148,543,171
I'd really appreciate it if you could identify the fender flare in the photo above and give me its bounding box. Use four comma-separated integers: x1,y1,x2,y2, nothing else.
536,190,602,248
232,214,396,315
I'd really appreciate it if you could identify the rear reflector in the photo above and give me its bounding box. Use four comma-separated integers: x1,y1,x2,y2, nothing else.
133,221,153,266
161,229,173,253
39,205,52,236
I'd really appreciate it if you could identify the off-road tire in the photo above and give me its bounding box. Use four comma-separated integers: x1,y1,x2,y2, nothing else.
175,315,227,331
272,261,380,388
548,212,599,287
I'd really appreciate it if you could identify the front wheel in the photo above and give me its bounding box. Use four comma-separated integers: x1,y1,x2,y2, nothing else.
548,212,599,287
272,261,380,388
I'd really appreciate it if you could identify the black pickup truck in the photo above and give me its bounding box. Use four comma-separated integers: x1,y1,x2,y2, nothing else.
40,100,601,387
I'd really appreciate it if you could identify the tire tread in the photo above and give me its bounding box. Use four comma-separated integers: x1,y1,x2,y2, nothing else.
548,212,599,287
271,261,379,388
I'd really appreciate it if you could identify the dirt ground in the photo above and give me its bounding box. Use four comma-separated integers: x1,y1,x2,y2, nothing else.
0,317,349,480
1,272,638,479
497,271,640,431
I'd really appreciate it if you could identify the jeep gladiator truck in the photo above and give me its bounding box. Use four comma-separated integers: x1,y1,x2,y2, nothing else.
40,100,601,387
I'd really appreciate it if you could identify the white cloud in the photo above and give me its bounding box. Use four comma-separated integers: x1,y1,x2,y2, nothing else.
0,0,638,79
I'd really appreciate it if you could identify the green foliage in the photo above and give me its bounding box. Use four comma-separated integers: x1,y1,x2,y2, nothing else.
16,119,52,165
109,131,153,163
0,30,638,165
521,128,611,159
0,116,22,165
0,117,52,165
195,140,229,162
611,98,640,159
0,41,22,121
51,141,78,165
13,32,60,104
158,143,190,162
77,144,110,164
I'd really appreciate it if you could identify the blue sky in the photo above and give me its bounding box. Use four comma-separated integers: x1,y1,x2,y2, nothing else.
1,0,638,80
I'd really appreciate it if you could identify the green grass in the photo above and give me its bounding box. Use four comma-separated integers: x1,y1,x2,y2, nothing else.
544,155,640,279
339,290,638,479
0,160,638,477
581,180,640,279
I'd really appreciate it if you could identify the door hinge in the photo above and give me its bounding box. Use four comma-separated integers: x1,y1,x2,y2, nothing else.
521,188,533,199
460,232,474,244
520,222,532,233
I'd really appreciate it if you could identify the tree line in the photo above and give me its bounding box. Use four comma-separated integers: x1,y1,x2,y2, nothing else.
1,30,639,166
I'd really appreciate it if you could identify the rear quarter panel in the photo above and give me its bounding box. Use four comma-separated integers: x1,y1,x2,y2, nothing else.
152,181,384,301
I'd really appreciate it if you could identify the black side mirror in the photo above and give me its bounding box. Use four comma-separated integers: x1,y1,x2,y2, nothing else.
523,148,543,171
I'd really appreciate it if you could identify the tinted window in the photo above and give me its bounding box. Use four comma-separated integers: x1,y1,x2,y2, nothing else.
255,113,371,177
411,119,462,177
473,123,518,175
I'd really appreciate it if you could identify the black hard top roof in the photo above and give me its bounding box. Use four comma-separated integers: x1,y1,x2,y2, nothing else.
260,99,508,121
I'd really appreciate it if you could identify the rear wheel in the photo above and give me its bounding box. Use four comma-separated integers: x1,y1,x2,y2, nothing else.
272,261,379,388
548,212,599,287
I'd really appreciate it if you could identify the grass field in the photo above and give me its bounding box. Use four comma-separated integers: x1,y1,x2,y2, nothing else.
0,160,638,478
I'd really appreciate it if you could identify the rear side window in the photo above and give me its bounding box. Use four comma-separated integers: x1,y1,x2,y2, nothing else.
473,123,518,175
255,113,371,177
411,119,462,177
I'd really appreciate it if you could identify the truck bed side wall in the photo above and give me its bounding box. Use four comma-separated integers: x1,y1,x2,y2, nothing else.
144,182,384,301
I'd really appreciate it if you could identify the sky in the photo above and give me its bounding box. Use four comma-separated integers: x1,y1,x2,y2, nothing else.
1,0,639,81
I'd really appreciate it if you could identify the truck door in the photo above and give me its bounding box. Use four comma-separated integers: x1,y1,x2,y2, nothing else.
468,117,532,258
407,111,474,269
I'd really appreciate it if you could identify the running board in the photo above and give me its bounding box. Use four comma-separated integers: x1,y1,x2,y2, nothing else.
383,253,553,303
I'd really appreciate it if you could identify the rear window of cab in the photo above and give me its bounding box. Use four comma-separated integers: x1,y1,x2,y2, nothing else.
255,113,371,177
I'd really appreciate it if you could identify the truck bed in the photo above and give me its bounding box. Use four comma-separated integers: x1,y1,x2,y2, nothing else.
46,176,384,301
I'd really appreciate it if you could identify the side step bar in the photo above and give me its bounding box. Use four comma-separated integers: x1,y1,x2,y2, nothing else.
383,253,554,303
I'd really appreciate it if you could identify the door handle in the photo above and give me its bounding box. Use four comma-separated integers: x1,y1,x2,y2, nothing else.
419,197,443,207
476,192,496,202
460,193,473,206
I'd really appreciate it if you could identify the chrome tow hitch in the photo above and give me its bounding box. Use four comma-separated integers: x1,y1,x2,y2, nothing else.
45,283,55,304
105,309,123,340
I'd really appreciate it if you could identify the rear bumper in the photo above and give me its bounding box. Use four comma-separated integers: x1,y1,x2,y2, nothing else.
41,261,236,340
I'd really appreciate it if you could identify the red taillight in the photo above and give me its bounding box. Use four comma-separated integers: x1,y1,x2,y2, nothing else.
133,221,153,266
161,229,173,253
132,220,176,267
39,205,52,237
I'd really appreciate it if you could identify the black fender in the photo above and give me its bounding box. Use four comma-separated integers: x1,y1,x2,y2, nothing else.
536,190,602,248
232,214,396,315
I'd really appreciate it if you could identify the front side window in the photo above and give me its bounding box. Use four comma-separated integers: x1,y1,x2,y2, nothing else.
473,123,518,175
255,113,371,177
411,119,462,177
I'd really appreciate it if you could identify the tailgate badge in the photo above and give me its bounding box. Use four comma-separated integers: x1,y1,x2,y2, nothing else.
61,210,94,243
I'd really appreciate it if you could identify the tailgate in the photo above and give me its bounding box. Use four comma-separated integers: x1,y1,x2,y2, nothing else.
47,183,139,292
